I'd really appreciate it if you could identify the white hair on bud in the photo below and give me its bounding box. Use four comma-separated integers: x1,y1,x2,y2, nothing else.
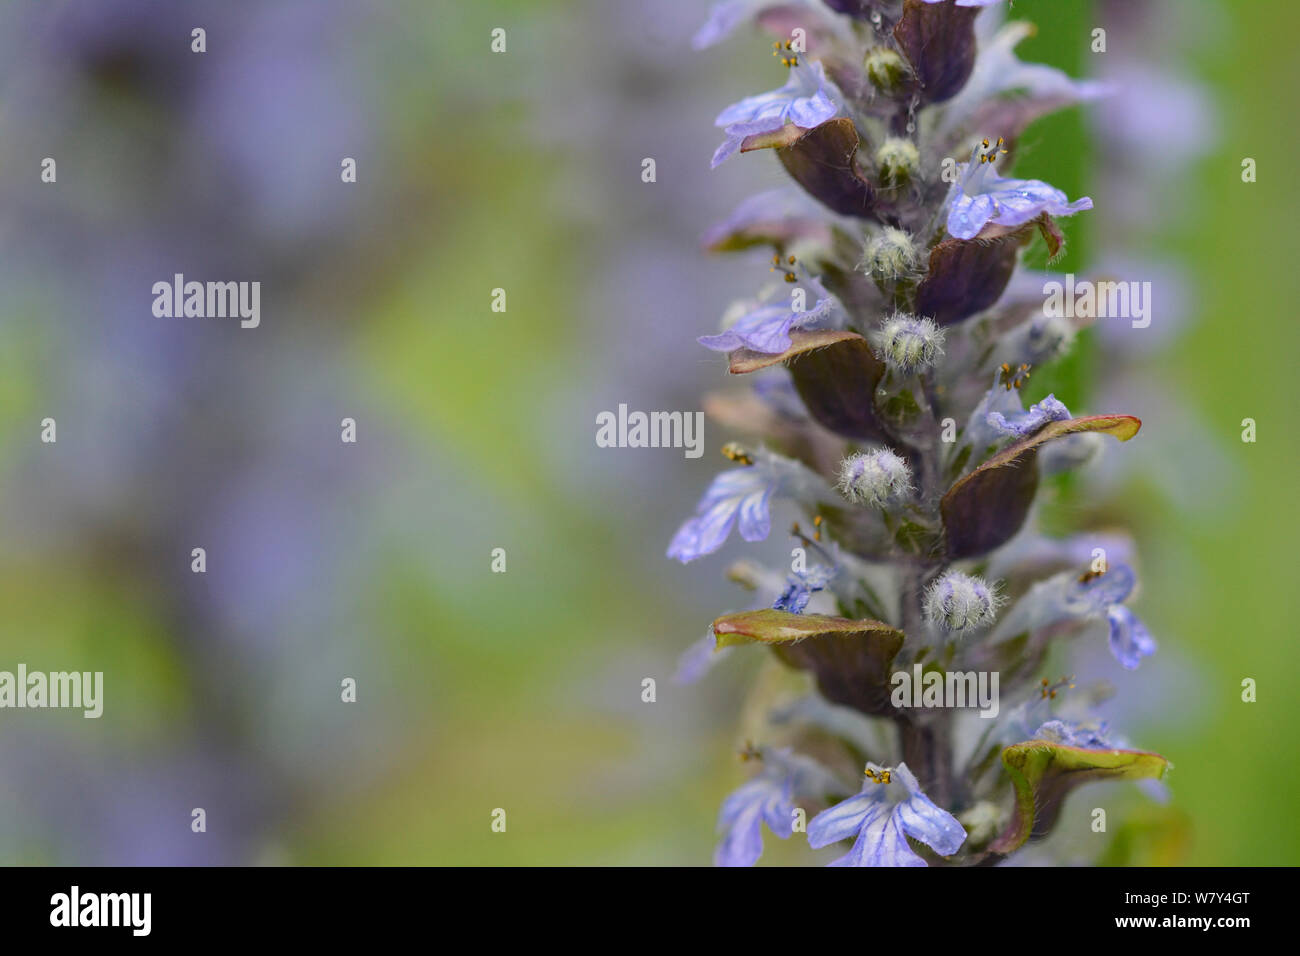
861,228,920,280
836,447,912,509
874,313,945,373
864,47,906,92
923,571,1003,634
875,137,921,188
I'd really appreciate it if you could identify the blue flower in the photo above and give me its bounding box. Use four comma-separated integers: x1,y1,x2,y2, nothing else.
773,563,836,613
987,394,1071,437
1064,562,1138,612
712,62,841,168
693,0,772,50
938,20,1109,144
945,146,1092,240
701,186,834,252
668,451,827,563
957,369,1035,457
699,287,837,354
1064,565,1157,669
693,1,846,53
716,772,793,866
667,467,776,563
1035,718,1114,749
715,749,842,867
673,630,734,685
1107,605,1158,671
808,763,966,866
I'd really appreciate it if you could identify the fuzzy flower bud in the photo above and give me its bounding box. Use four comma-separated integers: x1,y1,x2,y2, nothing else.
875,137,921,189
860,227,919,281
836,447,912,508
864,47,907,92
874,313,945,373
923,572,1002,634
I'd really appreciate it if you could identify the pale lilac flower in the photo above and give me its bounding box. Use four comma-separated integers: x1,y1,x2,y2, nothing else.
712,62,841,168
936,20,1111,144
957,370,1033,456
945,147,1092,240
692,0,782,49
987,394,1071,437
699,288,837,354
995,563,1158,670
667,451,829,562
717,771,795,866
673,631,733,685
773,563,837,613
1035,718,1114,749
701,186,835,252
668,467,776,562
716,749,843,867
808,763,966,867
1107,605,1158,671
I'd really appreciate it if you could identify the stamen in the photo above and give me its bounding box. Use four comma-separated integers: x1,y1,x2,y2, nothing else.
722,442,753,466
999,362,1032,391
771,253,799,282
790,520,836,566
1040,675,1075,700
772,39,798,68
977,136,1009,165
739,741,763,762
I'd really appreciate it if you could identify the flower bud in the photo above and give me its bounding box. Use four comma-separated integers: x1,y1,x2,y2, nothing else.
874,313,944,373
864,47,907,92
875,137,921,189
923,571,1001,634
860,227,919,281
836,447,912,508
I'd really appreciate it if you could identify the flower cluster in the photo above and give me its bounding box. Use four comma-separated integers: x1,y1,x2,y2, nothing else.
672,0,1170,867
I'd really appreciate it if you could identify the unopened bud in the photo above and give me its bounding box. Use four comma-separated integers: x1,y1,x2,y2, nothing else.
923,571,1002,634
875,137,921,189
860,228,919,281
874,313,945,373
836,447,912,509
864,47,907,92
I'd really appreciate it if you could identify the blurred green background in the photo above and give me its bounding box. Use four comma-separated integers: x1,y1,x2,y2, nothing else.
0,0,1295,865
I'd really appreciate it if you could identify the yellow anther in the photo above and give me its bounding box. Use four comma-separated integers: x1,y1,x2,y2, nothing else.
722,442,753,466
999,362,1032,391
864,766,893,785
977,136,1009,165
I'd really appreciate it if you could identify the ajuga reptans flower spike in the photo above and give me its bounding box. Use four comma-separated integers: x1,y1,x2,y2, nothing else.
672,0,1170,867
